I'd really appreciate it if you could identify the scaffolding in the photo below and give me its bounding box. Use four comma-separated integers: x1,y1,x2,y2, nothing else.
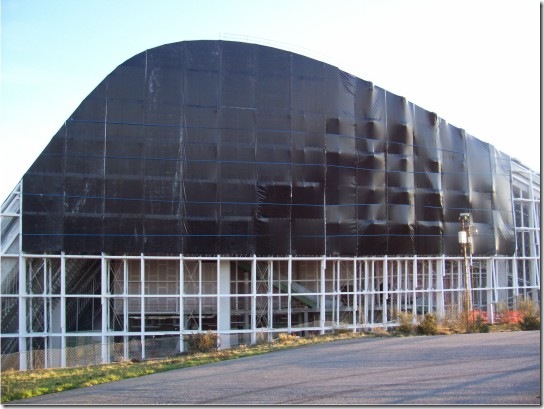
1,162,540,371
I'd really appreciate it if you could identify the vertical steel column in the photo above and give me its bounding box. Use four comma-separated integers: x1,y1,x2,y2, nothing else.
382,256,388,325
28,262,34,369
396,261,401,314
123,257,129,361
512,255,519,301
43,258,49,368
101,253,108,364
336,260,341,326
334,260,338,326
243,267,249,329
528,172,540,298
59,253,66,367
140,254,145,360
371,260,376,324
287,256,292,333
216,256,221,344
268,260,273,342
352,258,357,331
491,260,499,309
403,260,408,311
412,256,417,319
363,260,369,326
436,257,445,320
48,259,54,365
198,259,202,330
217,256,231,349
320,257,326,334
486,258,494,323
251,256,257,344
18,253,27,370
358,261,363,326
44,333,48,370
179,255,184,353
428,260,433,313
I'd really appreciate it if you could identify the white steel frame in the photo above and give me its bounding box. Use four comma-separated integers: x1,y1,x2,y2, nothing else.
1,161,540,371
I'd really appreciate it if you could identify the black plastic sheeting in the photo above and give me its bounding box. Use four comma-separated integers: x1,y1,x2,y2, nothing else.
22,40,515,256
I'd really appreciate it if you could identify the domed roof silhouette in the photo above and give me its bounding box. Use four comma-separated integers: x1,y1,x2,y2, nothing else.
22,40,514,256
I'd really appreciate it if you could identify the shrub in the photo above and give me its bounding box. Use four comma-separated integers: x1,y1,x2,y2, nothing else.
472,314,490,333
494,301,512,325
458,309,490,333
186,331,219,353
519,313,540,331
442,307,465,334
518,298,541,331
444,307,491,334
417,313,437,335
498,310,522,325
396,312,415,335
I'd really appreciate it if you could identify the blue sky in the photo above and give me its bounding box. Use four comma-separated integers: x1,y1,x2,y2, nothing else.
0,0,540,200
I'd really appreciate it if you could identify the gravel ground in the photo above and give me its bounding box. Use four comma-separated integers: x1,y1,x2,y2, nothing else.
9,330,541,405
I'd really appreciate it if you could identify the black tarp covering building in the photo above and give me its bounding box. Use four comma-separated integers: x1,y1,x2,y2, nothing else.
22,40,515,256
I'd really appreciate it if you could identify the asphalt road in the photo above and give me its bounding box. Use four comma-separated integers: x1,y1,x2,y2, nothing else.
10,331,540,405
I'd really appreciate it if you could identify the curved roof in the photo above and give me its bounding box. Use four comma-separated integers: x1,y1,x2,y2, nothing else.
22,40,515,256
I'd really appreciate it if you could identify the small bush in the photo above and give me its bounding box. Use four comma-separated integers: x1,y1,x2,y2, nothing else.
498,310,522,325
443,307,490,334
396,312,415,335
186,331,219,353
494,301,512,325
518,298,541,331
460,310,489,333
472,314,490,333
442,307,465,334
519,313,540,331
417,313,437,335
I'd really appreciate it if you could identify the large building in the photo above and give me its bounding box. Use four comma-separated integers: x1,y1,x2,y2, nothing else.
1,40,540,370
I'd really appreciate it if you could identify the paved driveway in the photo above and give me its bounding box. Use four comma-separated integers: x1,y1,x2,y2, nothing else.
10,331,540,405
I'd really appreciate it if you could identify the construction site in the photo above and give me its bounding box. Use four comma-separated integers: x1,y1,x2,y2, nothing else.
0,40,540,371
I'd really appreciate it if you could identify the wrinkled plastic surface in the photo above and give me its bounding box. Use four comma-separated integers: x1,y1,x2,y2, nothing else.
22,40,516,256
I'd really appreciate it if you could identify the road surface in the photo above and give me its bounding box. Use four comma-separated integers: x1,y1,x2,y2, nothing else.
10,331,540,405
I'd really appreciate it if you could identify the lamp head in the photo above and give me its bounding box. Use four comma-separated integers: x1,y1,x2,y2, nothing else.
459,213,471,223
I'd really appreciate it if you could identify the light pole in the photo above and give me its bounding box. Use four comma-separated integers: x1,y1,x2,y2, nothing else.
458,213,473,329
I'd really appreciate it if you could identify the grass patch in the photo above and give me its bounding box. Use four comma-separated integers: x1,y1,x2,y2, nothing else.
1,331,363,403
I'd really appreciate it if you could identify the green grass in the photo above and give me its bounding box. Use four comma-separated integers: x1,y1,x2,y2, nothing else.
0,331,363,403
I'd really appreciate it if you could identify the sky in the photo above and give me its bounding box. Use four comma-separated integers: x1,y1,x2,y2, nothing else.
0,0,540,201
